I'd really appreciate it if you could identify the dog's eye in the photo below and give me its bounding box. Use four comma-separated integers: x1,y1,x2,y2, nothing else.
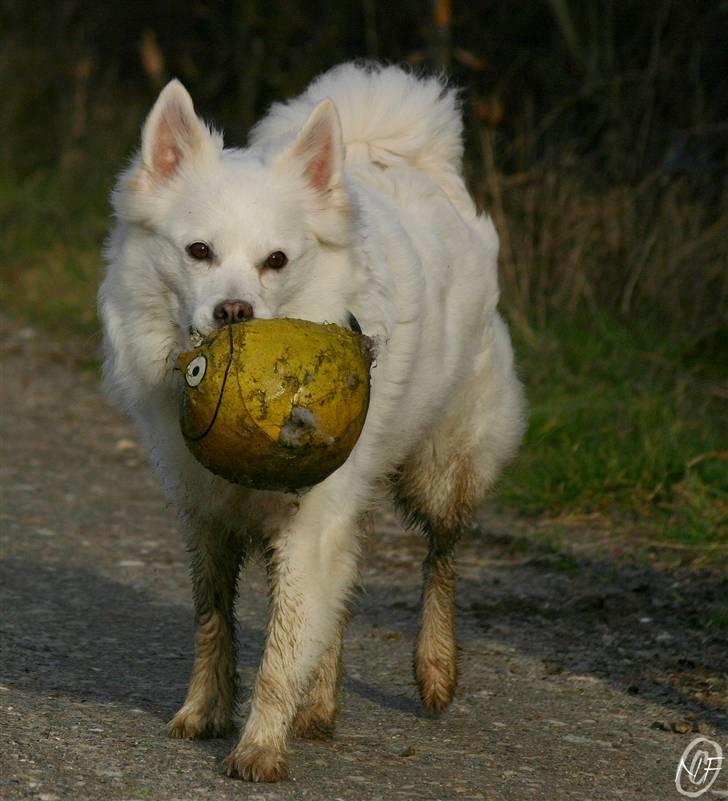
187,242,211,261
264,251,288,270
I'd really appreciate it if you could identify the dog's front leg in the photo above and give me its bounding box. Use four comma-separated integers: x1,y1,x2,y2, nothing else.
292,618,345,740
169,517,245,739
224,493,359,782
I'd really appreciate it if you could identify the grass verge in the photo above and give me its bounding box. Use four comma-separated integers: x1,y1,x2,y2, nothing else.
0,152,123,337
499,319,727,544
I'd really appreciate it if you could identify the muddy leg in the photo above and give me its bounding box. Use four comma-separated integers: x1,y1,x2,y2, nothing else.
414,529,459,713
223,494,359,782
292,621,345,740
169,521,244,739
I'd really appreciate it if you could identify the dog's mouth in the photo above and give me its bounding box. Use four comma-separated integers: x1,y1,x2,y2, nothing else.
189,315,361,344
347,312,362,334
188,326,205,348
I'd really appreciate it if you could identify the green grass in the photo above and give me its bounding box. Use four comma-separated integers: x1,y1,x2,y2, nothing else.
711,607,728,628
498,319,727,543
0,142,127,336
2,164,726,546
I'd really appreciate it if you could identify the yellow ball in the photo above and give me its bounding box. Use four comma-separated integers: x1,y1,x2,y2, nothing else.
178,319,373,491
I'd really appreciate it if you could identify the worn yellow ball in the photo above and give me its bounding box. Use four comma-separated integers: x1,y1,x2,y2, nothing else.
178,319,373,491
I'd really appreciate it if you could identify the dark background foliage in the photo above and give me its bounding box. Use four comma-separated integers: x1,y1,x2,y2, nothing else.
4,0,726,184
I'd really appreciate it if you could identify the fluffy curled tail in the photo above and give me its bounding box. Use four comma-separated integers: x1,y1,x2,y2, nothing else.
251,62,463,181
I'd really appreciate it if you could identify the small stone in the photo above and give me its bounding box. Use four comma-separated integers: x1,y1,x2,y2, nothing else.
399,746,416,757
563,734,591,745
650,721,670,731
672,720,691,734
569,674,600,685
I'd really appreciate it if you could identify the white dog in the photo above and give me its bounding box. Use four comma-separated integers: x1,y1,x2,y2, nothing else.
98,62,525,782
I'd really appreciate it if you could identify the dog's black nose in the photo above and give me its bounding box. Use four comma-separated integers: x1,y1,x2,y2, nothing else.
213,300,254,326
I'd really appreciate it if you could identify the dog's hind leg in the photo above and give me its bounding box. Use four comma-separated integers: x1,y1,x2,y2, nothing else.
169,517,245,739
395,451,476,713
416,526,460,712
398,317,526,712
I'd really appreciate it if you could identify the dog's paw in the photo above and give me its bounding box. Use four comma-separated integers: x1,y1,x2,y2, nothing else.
168,703,233,740
224,743,289,782
415,655,458,714
292,706,336,741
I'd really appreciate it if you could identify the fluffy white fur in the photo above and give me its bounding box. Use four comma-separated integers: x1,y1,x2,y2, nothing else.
98,62,525,782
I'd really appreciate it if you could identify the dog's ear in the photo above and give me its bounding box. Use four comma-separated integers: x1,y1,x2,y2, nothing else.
140,79,219,182
113,80,221,222
279,99,344,194
275,99,350,245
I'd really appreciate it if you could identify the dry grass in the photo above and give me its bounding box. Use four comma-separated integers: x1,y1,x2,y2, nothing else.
475,129,727,340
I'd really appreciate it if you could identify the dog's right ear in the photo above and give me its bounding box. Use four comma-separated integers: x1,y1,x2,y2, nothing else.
140,80,219,182
113,80,222,222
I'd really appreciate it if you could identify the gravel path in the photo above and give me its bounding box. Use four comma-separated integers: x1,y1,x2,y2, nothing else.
1,320,726,801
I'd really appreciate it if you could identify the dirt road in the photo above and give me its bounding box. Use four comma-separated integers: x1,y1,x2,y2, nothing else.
1,320,726,801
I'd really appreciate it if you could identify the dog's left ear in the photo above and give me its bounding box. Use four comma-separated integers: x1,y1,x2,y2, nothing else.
281,99,343,193
275,99,350,245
